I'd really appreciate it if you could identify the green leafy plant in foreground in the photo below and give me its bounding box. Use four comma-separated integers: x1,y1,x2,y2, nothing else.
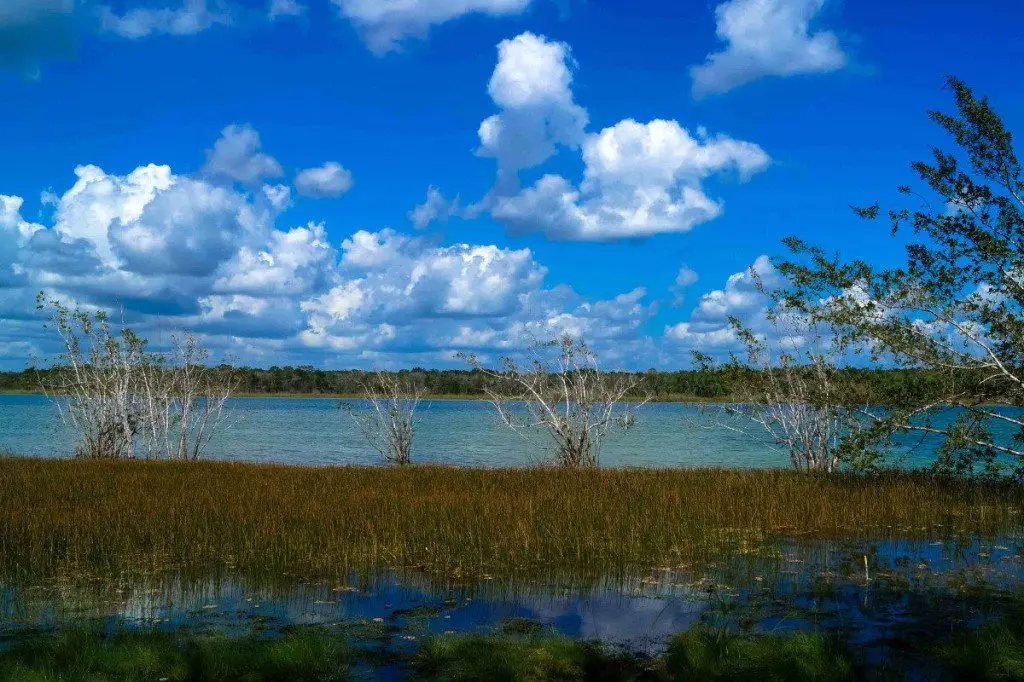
940,617,1024,680
666,625,855,682
0,628,351,682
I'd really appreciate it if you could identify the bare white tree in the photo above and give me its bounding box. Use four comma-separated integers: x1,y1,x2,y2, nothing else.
39,295,149,459
462,335,647,468
693,304,856,473
39,294,234,460
138,333,235,460
343,371,423,465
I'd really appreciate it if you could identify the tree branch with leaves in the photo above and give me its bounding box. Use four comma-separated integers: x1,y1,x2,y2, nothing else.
779,77,1024,476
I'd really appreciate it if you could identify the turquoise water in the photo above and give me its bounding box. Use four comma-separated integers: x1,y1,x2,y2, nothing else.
0,393,975,468
0,394,788,467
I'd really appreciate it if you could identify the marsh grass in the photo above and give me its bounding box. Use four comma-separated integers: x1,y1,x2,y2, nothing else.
7,622,1024,681
665,626,854,681
940,611,1024,679
0,627,351,681
2,459,1023,585
414,632,648,681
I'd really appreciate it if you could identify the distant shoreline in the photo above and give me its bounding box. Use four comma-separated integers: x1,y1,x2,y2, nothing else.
0,389,734,404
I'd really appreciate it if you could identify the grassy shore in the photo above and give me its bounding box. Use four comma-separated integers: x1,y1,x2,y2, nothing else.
2,458,1023,584
3,620,1022,680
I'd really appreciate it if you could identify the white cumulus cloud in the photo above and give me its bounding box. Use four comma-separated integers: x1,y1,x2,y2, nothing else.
436,32,773,242
492,119,769,240
203,124,283,186
0,127,666,369
690,0,847,98
478,32,588,192
295,162,354,198
665,255,784,351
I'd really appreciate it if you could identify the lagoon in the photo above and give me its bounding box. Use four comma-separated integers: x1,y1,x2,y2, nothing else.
0,394,952,468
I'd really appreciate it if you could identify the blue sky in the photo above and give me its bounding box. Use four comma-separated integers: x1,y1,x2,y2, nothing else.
1,0,1022,369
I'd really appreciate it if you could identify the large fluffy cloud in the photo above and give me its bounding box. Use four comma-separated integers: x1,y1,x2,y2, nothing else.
333,0,534,54
2,138,311,335
420,32,770,240
492,119,770,240
690,0,847,98
0,127,661,369
299,228,657,359
298,227,657,363
477,32,588,192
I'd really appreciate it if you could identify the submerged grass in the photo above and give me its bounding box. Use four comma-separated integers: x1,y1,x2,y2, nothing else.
2,458,1023,584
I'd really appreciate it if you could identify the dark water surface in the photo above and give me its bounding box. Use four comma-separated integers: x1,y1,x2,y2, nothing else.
4,534,1024,665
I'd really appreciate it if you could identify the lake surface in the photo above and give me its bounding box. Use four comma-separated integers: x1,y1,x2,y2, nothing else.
0,394,958,468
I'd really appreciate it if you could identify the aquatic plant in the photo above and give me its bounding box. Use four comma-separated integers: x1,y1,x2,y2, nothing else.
940,616,1024,679
2,458,1022,584
5,619,1024,680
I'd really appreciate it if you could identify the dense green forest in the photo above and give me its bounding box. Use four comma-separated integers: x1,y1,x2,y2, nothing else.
0,365,962,404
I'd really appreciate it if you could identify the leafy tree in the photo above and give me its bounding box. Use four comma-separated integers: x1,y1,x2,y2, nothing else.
780,77,1024,476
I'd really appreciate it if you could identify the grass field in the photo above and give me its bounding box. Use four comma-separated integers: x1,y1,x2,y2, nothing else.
2,458,1022,584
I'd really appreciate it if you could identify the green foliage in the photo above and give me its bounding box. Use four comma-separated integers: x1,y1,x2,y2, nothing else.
780,77,1024,474
8,621,1024,681
0,628,351,681
414,633,619,681
940,618,1024,680
665,626,855,681
0,364,982,406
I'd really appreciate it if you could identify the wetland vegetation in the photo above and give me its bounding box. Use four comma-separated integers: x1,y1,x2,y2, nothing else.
4,459,1024,584
5,79,1024,679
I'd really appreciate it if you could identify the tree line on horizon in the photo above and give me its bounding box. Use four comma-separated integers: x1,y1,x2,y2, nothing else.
0,364,976,404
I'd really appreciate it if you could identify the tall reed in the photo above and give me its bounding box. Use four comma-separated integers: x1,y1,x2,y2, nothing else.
2,459,1022,584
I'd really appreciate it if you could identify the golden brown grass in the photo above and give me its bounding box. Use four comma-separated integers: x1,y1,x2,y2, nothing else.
1,458,1022,585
